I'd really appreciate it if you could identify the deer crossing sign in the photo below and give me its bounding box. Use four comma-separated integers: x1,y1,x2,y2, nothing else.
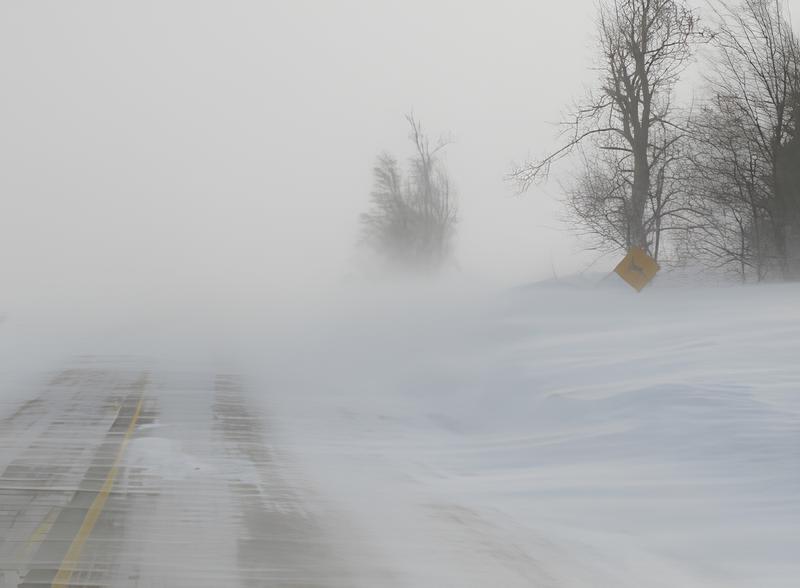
614,247,660,292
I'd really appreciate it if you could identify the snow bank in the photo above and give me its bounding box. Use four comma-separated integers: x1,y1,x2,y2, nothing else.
252,280,800,587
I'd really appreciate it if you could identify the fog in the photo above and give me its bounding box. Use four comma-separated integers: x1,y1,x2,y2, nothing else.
0,1,607,316
1,2,799,587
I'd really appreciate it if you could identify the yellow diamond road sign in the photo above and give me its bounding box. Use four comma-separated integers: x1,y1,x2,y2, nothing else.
614,247,659,292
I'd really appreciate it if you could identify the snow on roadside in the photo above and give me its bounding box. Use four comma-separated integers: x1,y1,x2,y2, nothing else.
252,280,800,587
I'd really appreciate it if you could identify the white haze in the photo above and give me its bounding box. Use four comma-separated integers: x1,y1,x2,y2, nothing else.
1,2,799,587
0,1,609,315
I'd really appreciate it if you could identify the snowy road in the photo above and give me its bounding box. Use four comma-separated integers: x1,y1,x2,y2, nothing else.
0,359,349,588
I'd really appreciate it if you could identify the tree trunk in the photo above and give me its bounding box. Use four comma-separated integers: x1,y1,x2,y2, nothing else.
630,143,650,250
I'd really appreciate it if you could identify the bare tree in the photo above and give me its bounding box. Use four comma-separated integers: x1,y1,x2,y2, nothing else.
512,0,698,257
701,0,800,278
564,118,694,261
360,115,457,272
684,94,773,281
777,87,800,261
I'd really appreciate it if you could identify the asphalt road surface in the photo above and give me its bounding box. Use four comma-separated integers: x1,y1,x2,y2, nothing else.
0,358,349,587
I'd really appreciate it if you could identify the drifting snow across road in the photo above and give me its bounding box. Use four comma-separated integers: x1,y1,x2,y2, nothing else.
255,277,800,588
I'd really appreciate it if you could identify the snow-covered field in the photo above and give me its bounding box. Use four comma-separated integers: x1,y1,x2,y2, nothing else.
1,278,798,586
255,279,800,587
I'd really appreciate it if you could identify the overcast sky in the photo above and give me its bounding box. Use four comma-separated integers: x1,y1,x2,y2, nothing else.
2,1,798,309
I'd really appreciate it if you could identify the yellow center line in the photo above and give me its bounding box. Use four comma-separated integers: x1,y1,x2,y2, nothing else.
51,394,144,588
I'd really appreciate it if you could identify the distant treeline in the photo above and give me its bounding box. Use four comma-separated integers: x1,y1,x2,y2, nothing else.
359,1,799,282
511,0,800,282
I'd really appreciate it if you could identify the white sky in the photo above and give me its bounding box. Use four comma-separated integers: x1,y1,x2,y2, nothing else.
1,1,797,308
